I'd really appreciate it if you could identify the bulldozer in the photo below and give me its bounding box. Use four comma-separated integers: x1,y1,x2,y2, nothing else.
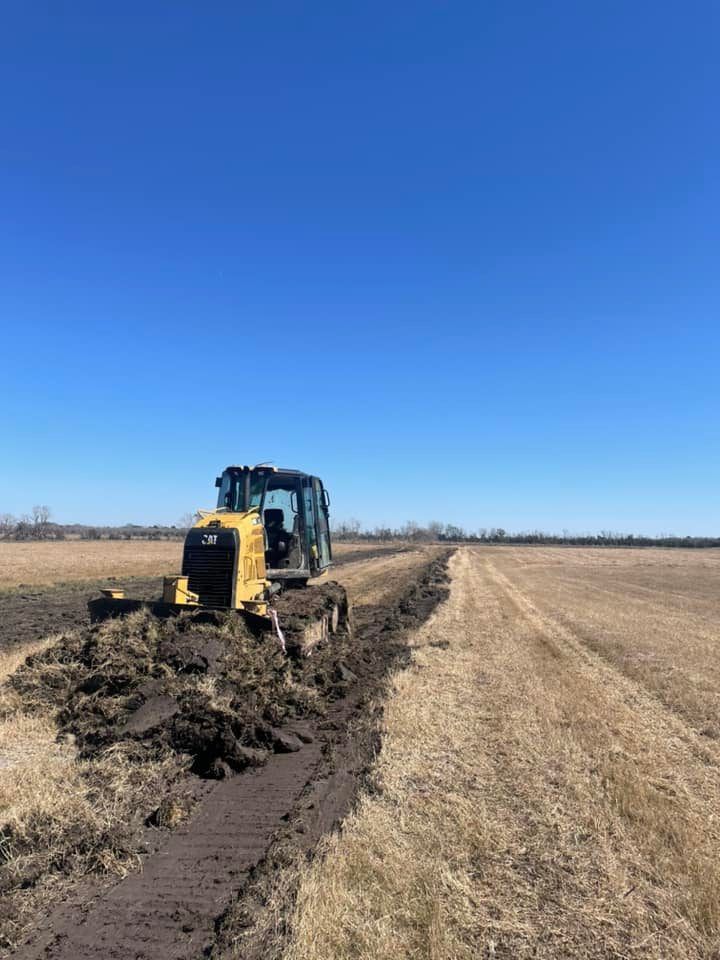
89,465,351,654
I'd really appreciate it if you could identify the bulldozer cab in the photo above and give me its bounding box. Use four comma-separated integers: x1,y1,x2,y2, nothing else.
215,466,332,580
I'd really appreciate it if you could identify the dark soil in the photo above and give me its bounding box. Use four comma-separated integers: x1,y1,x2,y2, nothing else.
0,546,401,656
11,551,452,960
0,577,159,654
326,544,411,566
8,585,352,780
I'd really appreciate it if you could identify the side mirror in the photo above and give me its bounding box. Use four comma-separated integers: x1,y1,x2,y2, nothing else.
323,489,330,508
215,476,222,488
290,490,298,514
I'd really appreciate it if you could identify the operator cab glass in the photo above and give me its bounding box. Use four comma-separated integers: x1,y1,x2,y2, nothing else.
214,466,333,578
216,470,265,512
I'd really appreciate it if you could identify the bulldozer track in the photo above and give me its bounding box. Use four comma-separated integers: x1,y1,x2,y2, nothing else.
24,723,323,960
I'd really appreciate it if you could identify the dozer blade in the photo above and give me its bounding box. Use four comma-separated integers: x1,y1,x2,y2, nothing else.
88,597,225,624
87,582,353,659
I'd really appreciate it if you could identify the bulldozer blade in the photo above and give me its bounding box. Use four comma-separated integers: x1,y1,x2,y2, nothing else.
88,597,223,624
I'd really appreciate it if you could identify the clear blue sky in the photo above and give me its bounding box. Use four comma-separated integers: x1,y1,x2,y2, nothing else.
1,2,718,535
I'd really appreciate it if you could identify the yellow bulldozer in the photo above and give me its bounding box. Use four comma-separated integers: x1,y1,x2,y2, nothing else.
89,465,351,654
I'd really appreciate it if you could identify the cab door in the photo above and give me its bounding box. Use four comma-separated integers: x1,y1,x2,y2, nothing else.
312,477,332,569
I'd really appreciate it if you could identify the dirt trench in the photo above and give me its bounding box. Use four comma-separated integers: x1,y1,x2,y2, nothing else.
12,551,452,960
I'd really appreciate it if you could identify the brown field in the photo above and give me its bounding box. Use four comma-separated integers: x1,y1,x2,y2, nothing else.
0,539,382,591
286,546,720,959
3,544,720,958
0,540,184,590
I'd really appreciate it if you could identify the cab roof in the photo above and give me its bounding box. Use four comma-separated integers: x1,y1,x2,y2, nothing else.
224,465,312,479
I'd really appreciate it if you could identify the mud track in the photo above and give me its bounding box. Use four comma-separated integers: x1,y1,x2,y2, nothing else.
13,550,451,960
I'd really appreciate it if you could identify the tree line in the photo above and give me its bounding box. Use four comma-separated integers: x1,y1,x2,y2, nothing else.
332,518,720,549
2,508,718,549
0,507,187,541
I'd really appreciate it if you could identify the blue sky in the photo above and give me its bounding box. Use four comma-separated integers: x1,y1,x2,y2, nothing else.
1,2,718,534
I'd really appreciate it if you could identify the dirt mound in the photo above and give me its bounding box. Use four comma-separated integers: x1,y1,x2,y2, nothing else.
9,595,351,779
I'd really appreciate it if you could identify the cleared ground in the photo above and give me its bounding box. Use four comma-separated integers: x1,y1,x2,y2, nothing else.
0,539,386,591
285,546,720,959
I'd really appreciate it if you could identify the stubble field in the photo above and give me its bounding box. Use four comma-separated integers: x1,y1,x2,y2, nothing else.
1,543,719,958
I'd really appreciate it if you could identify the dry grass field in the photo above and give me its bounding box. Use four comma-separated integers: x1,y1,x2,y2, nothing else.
0,539,379,591
284,546,720,959
0,541,183,590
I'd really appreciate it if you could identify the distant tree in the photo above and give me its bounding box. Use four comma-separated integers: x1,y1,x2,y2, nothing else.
401,521,422,541
0,514,16,539
30,505,52,539
346,517,362,536
427,521,443,540
372,526,394,540
13,515,33,540
443,524,465,541
332,517,364,540
31,505,51,525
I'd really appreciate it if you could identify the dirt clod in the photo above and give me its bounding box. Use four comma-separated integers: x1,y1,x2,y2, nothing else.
147,795,194,829
334,662,358,683
121,695,179,734
293,730,314,744
270,729,303,753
